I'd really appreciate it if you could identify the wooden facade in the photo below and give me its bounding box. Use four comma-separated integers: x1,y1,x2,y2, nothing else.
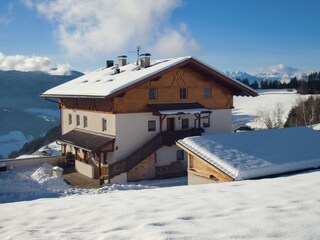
177,142,234,185
60,66,234,114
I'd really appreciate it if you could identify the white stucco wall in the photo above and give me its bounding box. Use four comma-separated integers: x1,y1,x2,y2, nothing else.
114,113,159,161
60,108,232,175
203,109,232,134
155,145,187,169
61,109,116,136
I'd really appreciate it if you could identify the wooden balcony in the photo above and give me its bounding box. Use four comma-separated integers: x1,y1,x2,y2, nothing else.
108,128,204,180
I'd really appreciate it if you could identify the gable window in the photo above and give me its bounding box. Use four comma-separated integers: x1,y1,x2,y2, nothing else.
177,150,184,161
102,118,107,132
180,88,187,99
68,114,72,125
181,118,189,129
148,120,156,132
204,88,212,99
203,117,210,128
149,88,157,99
76,115,80,126
83,116,88,128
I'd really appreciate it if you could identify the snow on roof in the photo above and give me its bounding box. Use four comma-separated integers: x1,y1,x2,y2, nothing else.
178,126,320,180
42,56,192,98
42,56,257,98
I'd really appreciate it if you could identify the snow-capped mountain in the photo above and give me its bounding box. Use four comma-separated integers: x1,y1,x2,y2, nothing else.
225,64,308,83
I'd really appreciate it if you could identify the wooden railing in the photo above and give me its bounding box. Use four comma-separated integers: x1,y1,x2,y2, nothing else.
108,128,204,180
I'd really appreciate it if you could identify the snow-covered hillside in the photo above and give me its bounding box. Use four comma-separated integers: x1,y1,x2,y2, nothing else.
0,164,319,239
233,90,314,129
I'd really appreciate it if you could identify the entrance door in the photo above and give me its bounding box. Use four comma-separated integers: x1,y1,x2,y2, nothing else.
167,117,175,131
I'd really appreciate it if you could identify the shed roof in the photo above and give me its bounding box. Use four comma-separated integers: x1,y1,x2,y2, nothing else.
59,129,115,152
42,56,257,99
178,127,320,180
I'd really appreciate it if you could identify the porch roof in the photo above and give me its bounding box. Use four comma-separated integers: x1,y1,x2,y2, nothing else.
59,129,115,152
147,102,211,116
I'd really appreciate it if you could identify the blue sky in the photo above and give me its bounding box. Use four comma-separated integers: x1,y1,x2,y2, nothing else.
1,0,319,74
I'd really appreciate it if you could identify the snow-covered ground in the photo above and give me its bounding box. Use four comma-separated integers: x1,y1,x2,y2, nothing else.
233,91,314,129
0,163,319,239
17,141,61,159
0,131,30,158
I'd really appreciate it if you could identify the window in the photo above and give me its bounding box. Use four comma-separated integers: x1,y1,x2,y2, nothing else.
180,88,187,99
102,118,107,132
204,88,212,98
76,115,80,126
149,88,157,99
203,117,210,128
68,114,72,125
148,120,156,132
83,116,88,128
177,150,184,161
181,118,189,129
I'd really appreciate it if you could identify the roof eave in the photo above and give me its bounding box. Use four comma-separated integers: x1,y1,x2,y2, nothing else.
41,94,107,99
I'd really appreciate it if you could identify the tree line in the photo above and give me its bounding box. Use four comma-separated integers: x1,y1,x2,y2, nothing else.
239,71,320,94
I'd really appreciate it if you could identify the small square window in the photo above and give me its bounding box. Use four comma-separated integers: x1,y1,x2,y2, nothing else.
149,88,157,99
203,117,210,128
148,120,156,132
180,88,187,99
181,118,189,129
76,115,80,126
68,114,72,125
102,118,107,132
83,116,88,128
204,88,212,98
177,150,184,161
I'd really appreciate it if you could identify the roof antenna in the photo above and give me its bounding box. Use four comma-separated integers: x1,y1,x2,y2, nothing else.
128,46,141,65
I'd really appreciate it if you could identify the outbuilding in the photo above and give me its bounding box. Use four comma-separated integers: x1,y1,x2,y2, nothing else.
177,126,320,184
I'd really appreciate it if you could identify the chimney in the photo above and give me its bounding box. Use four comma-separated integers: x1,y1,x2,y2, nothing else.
140,53,151,68
106,60,114,68
117,55,127,67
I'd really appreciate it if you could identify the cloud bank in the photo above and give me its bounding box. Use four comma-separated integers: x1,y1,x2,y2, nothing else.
23,0,200,59
0,52,71,75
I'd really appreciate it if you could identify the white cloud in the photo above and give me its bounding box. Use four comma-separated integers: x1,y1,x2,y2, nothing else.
0,52,71,75
152,23,201,58
23,0,200,59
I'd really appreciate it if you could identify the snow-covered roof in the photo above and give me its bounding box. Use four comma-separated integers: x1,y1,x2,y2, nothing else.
178,126,320,180
42,56,257,99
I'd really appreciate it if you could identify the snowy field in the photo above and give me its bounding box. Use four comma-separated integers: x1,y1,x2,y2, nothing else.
0,164,320,239
233,90,314,129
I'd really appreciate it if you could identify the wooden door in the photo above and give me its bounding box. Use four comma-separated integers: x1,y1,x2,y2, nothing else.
167,117,175,131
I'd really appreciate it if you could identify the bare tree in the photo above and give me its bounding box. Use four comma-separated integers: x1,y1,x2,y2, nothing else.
294,96,319,126
256,103,286,129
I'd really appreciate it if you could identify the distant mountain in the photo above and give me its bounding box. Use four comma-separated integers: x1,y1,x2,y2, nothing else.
225,65,308,84
224,71,261,83
0,70,83,110
0,70,83,157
